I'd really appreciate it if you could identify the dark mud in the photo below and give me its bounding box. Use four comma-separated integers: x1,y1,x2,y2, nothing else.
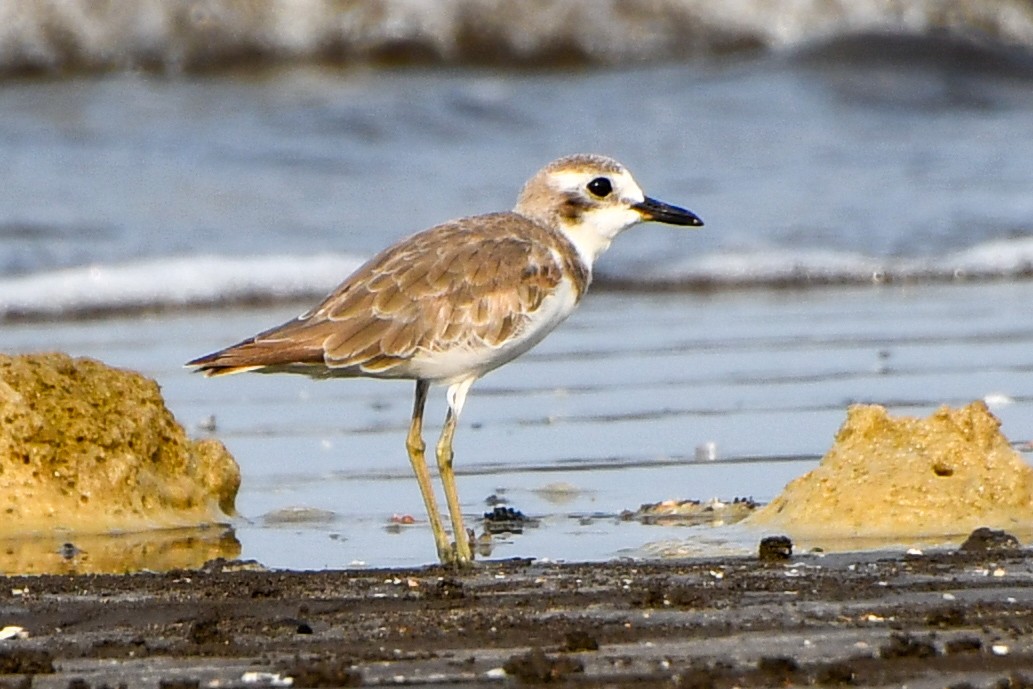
2,547,1033,688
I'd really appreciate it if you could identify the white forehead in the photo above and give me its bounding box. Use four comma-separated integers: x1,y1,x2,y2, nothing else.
547,168,646,204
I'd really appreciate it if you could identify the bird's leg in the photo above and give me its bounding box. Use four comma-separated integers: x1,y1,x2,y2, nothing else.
436,407,473,565
406,380,454,564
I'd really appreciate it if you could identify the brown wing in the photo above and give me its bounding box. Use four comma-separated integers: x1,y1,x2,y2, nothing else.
187,212,588,378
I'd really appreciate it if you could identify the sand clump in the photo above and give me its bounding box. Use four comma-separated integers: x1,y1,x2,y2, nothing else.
749,402,1033,541
0,352,240,536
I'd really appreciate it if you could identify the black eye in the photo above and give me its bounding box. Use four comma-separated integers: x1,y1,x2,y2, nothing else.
586,177,613,198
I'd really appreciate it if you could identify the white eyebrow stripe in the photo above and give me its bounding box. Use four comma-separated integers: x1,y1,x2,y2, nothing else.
549,170,645,203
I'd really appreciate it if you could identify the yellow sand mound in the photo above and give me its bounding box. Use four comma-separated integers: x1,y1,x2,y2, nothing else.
749,402,1033,540
0,352,239,536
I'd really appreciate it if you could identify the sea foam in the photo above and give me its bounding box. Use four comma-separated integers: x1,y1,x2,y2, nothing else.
1,0,1031,75
635,237,1033,288
0,254,364,320
3,239,1032,321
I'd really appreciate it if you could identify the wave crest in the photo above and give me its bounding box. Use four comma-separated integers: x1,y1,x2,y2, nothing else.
2,0,1033,75
606,238,1033,289
0,254,364,321
3,239,1033,321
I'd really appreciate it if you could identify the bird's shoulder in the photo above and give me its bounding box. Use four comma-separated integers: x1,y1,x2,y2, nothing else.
311,211,587,322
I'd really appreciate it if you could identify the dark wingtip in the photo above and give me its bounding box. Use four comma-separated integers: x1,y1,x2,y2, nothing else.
185,350,238,376
185,352,216,369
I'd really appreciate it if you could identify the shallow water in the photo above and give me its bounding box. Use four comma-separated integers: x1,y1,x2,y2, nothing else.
2,4,1032,571
2,281,1030,569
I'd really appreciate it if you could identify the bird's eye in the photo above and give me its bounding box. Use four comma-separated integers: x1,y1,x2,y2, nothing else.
586,177,613,198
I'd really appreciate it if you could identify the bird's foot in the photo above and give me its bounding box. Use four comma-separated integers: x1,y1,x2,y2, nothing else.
437,550,475,569
437,532,476,569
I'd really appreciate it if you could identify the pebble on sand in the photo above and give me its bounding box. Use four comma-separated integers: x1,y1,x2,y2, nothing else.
748,402,1033,542
0,352,240,536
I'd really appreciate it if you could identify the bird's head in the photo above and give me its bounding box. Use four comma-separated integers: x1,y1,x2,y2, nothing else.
515,154,702,265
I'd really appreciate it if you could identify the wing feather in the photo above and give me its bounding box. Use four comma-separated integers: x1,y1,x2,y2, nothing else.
187,212,590,379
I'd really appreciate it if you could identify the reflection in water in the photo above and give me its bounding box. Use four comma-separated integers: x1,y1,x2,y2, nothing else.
0,526,240,575
643,523,1033,559
626,498,758,527
532,483,585,506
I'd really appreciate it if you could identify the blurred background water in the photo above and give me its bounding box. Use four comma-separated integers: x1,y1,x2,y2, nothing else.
0,0,1031,570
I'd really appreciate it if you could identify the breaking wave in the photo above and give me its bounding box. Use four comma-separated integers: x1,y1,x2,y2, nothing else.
0,254,364,321
609,238,1033,289
3,238,1033,321
2,0,1033,75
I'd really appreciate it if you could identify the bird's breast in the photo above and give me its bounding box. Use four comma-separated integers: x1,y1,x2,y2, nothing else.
406,275,583,384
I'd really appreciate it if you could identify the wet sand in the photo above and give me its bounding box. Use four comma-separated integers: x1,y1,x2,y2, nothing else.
2,283,1031,570
2,283,1031,686
2,540,1032,688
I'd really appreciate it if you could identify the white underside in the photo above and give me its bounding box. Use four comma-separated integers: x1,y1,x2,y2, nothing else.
259,276,582,417
407,276,581,388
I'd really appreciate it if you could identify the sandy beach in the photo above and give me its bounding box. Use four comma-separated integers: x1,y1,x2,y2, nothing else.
1,539,1032,688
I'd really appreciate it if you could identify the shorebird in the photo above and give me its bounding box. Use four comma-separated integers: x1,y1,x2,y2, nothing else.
188,154,702,566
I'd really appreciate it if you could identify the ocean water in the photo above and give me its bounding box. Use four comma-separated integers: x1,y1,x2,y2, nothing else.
1,0,1032,570
2,282,1031,570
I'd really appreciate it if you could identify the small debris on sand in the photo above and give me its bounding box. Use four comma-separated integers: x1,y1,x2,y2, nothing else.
758,535,793,562
503,647,584,682
0,647,54,675
749,402,1033,543
624,497,757,527
880,633,938,660
283,656,361,687
563,630,600,652
958,527,1021,553
483,506,536,534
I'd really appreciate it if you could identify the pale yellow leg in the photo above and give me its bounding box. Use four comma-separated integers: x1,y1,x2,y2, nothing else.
436,408,473,565
405,380,454,564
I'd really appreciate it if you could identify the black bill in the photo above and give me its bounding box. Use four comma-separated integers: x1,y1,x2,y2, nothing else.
633,197,704,227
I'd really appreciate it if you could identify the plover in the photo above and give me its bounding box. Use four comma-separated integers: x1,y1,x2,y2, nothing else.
188,154,703,566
